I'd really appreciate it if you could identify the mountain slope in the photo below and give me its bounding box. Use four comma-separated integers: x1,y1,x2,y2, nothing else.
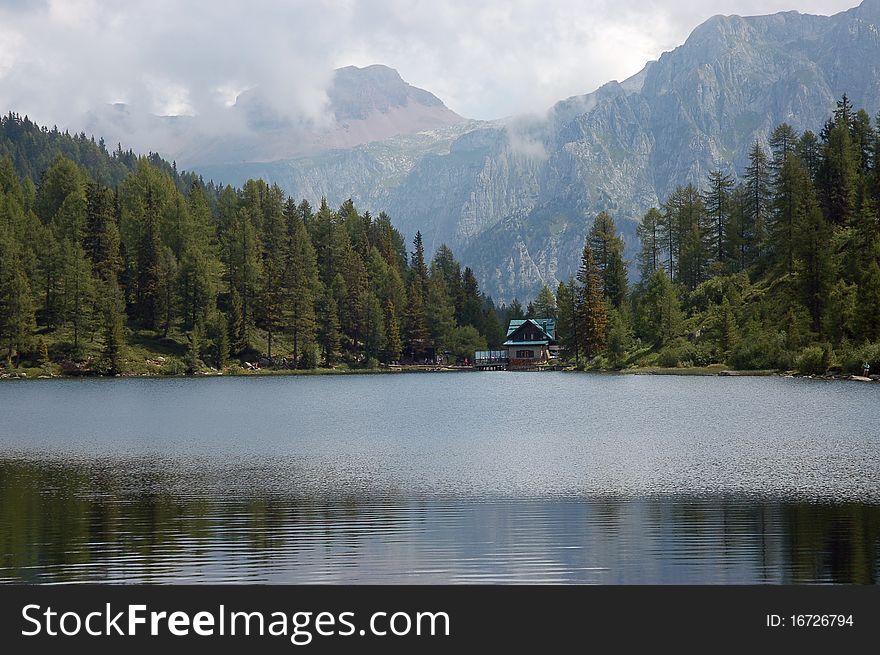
196,0,880,302
84,64,465,168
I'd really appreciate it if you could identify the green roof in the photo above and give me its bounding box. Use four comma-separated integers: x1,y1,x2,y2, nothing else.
506,318,556,340
503,340,551,346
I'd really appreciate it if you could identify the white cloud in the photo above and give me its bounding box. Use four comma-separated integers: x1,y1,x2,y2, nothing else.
0,0,861,142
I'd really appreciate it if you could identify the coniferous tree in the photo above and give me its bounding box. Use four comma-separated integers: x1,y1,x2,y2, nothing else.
383,299,403,363
136,199,162,328
228,287,246,356
769,123,799,175
794,181,832,333
317,287,341,366
636,270,683,348
100,274,125,374
404,277,428,361
772,155,812,276
83,181,121,278
60,238,95,351
256,185,286,358
531,285,557,318
283,200,319,367
362,292,386,364
637,208,662,279
587,211,628,307
207,311,230,369
856,260,880,342
575,244,608,360
819,109,858,226
555,280,578,364
0,230,36,364
507,298,524,320
703,169,735,267
426,271,455,359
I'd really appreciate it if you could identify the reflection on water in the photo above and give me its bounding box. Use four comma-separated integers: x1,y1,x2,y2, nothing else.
1,373,878,584
0,458,877,584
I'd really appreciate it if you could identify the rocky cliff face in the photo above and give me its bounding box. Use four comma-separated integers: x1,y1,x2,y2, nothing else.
195,1,880,302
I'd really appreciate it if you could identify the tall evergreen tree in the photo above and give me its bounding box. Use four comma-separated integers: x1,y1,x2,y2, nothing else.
383,299,403,363
637,207,662,279
703,169,735,267
575,244,608,360
0,229,36,364
587,211,628,307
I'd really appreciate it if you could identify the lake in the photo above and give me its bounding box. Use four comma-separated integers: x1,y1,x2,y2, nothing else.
1,372,878,584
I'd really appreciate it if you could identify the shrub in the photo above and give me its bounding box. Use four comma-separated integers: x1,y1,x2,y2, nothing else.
796,345,829,375
839,341,880,375
658,345,683,368
160,358,186,376
299,348,319,370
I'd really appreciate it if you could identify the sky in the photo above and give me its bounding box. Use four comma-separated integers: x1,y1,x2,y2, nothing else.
0,0,862,134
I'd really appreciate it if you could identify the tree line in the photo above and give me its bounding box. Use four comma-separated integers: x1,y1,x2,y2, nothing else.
2,96,879,377
0,114,516,374
550,95,880,374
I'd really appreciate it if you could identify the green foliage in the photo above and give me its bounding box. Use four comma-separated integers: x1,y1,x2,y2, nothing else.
446,325,487,361
588,211,628,307
796,344,831,375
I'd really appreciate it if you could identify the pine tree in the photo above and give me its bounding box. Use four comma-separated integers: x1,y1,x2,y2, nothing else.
555,280,578,364
156,246,177,338
228,287,246,356
576,244,608,360
818,109,858,226
606,307,632,369
587,211,628,307
404,277,428,360
798,131,821,182
855,260,880,342
363,292,386,364
383,299,403,363
637,208,662,279
256,184,286,359
793,182,832,333
769,123,799,175
772,156,812,275
531,284,557,318
637,270,683,348
703,169,735,267
37,337,50,368
675,185,708,290
101,275,125,374
317,287,341,366
0,230,36,365
84,181,122,278
718,299,739,360
185,322,203,374
410,231,429,298
208,311,230,369
426,272,456,358
60,238,95,351
222,207,262,349
136,197,162,328
283,201,319,368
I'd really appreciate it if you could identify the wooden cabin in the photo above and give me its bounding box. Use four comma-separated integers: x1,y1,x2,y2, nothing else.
503,318,558,368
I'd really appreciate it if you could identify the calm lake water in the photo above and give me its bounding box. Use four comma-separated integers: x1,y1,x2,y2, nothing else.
1,372,878,584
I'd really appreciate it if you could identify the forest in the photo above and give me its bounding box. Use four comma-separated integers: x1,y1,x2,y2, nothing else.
557,95,880,375
0,96,879,377
0,112,510,375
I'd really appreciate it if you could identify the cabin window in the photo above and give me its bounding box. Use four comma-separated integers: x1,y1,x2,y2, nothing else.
516,349,535,359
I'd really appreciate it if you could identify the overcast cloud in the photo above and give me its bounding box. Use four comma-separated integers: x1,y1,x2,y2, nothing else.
0,0,861,134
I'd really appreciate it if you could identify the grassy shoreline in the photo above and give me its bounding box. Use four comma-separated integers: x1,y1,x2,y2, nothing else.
4,363,877,381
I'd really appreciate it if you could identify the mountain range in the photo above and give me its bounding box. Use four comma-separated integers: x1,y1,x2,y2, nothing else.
85,0,880,302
